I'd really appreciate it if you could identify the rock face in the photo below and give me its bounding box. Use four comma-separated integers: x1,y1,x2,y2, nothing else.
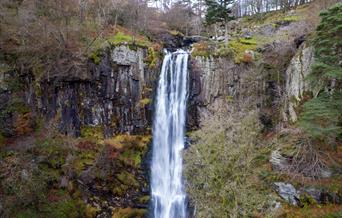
283,44,315,123
188,56,264,128
22,45,159,137
188,41,314,130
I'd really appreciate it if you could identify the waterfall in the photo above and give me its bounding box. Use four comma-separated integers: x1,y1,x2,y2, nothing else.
151,50,189,218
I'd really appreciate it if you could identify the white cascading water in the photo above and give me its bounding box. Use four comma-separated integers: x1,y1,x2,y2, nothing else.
151,50,189,218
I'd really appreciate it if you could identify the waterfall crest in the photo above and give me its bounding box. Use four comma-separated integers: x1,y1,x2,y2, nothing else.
151,50,189,218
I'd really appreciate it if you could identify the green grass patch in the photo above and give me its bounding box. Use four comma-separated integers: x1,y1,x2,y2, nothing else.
239,38,257,45
107,32,151,48
283,15,300,22
40,198,86,218
80,125,104,142
228,39,258,63
144,47,159,69
88,30,153,64
116,171,139,188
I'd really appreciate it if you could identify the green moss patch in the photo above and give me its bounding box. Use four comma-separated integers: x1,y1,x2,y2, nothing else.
80,126,104,142
228,39,258,63
116,171,139,188
107,32,151,48
139,98,152,107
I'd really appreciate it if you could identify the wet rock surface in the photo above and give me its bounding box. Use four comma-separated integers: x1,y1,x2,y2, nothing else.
7,45,160,138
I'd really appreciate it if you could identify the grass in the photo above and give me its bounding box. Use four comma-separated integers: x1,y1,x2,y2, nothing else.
192,37,259,62
191,42,211,57
107,31,151,48
242,8,303,28
284,15,301,22
281,204,342,218
80,126,104,142
228,38,258,63
89,28,162,66
184,110,277,217
112,208,146,218
88,26,155,65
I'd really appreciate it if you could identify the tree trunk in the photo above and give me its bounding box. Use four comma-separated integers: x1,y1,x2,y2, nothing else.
224,22,229,45
214,23,218,40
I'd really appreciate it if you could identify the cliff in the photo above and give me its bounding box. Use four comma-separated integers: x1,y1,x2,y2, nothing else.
0,44,160,217
1,45,159,139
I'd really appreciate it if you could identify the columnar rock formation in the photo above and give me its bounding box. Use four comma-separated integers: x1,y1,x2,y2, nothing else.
5,46,160,138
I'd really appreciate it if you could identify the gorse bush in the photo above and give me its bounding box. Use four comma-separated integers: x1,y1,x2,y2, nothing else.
299,3,342,144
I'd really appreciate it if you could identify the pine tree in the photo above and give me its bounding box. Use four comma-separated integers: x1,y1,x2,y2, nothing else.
205,0,235,44
299,3,342,144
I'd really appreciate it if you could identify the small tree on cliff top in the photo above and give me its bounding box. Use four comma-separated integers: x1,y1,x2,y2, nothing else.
205,0,235,44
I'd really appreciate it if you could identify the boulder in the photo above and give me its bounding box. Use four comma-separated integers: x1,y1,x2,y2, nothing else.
274,182,300,206
301,187,342,204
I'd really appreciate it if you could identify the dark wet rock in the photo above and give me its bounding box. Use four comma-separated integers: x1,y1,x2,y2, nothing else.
184,36,205,47
4,45,161,138
301,187,342,205
294,35,306,48
159,32,185,51
184,136,192,150
274,182,300,206
0,93,14,137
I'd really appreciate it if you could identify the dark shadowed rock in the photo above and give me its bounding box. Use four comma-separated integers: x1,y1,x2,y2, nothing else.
301,187,342,205
13,45,161,138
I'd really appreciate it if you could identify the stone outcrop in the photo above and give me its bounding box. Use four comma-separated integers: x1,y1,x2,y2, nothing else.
188,40,315,131
283,44,315,123
188,56,264,128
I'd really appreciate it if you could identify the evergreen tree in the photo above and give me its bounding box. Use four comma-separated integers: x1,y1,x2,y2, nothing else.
205,0,235,43
299,3,342,144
